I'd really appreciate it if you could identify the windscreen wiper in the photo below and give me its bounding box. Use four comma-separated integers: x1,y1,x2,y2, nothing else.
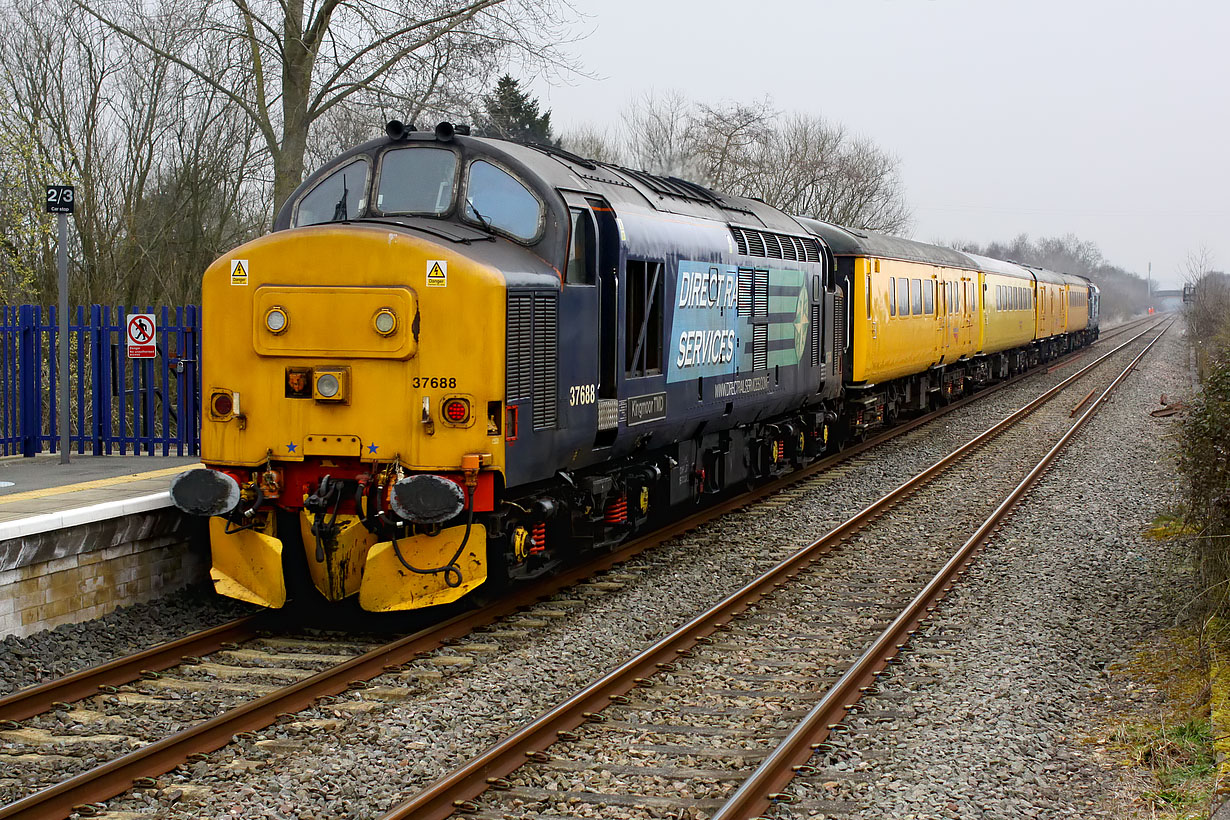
331,174,349,221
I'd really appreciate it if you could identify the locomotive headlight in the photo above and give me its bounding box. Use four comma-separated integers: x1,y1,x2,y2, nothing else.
373,308,397,336
312,367,349,402
316,374,340,398
265,307,289,334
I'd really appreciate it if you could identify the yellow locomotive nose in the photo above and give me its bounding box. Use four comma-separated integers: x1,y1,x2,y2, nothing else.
198,225,507,611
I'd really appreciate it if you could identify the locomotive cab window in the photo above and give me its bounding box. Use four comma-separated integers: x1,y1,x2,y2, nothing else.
294,158,369,227
376,147,457,215
625,260,664,377
566,208,596,285
463,160,543,242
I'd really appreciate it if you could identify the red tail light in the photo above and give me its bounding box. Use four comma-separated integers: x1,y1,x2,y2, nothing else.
441,397,470,424
211,392,234,417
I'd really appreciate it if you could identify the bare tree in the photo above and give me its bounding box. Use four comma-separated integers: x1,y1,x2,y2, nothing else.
621,90,699,179
559,124,625,165
0,0,267,304
72,0,580,217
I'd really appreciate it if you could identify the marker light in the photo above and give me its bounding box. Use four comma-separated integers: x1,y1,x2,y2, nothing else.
265,307,288,334
210,391,234,418
373,308,397,336
316,373,340,398
441,397,470,424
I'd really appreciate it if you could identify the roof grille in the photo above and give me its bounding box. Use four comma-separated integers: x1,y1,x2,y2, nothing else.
730,226,822,264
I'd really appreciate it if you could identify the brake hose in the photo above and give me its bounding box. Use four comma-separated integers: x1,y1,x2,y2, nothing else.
391,494,474,589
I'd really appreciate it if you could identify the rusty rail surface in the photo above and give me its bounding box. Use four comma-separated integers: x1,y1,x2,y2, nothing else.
0,321,1162,820
375,322,1169,820
711,321,1170,820
0,615,267,724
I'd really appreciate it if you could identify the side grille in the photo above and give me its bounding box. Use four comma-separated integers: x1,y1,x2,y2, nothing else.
752,324,768,371
730,226,822,264
506,294,532,402
506,291,558,430
737,269,753,316
737,269,769,318
831,293,845,376
810,301,821,367
532,292,558,429
753,270,769,318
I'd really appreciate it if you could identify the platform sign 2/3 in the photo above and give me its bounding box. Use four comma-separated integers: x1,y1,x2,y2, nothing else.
126,313,156,359
45,185,75,214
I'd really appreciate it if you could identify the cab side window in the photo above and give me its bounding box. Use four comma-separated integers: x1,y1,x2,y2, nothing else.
565,209,596,285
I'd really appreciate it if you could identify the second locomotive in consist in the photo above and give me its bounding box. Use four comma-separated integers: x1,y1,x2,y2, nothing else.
171,122,1099,613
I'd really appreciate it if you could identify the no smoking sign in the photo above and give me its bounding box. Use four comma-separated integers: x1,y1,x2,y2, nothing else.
126,313,156,359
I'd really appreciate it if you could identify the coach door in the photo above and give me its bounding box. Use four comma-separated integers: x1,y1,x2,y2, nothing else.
936,274,949,361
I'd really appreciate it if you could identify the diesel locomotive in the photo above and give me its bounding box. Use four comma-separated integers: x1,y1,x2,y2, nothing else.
170,122,1100,613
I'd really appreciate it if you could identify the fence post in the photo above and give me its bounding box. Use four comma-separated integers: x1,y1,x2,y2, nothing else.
90,304,103,454
185,304,200,456
18,305,38,457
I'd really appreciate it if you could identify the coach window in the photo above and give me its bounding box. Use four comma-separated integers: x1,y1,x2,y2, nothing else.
888,277,895,316
625,260,664,377
294,158,369,226
376,147,457,215
970,281,978,313
910,279,922,315
897,278,910,316
565,209,596,285
924,280,935,314
463,159,543,241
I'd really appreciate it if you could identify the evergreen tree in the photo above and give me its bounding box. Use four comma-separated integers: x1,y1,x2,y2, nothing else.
481,74,555,145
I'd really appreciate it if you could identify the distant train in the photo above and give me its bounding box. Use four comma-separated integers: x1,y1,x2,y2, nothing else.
170,122,1099,613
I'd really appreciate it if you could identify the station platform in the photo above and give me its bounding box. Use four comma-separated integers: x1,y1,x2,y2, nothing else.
0,454,207,638
0,454,200,535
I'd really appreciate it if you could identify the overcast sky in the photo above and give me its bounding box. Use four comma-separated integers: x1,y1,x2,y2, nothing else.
529,0,1228,288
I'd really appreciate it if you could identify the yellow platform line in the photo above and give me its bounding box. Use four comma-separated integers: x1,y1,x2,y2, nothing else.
0,463,201,505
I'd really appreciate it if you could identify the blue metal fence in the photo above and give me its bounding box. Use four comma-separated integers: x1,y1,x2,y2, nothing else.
0,305,201,457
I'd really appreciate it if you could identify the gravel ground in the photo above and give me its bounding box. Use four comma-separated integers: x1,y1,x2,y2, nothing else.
88,327,1173,819
0,321,1172,819
0,586,257,695
769,320,1190,818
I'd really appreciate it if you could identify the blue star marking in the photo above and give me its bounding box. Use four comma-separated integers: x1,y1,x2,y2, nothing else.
286,442,298,453
367,443,379,454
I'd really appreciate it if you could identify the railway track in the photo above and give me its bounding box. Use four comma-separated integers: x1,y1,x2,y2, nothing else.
0,318,1165,819
377,321,1170,820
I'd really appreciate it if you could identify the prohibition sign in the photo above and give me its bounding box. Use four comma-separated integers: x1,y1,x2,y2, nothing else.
126,313,156,359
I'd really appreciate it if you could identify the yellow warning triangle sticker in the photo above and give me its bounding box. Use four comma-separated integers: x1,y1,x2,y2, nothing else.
426,260,447,287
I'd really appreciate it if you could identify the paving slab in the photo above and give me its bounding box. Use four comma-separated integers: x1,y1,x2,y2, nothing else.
0,454,201,525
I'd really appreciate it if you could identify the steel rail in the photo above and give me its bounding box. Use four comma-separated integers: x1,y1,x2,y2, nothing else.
0,615,268,724
375,321,1168,820
0,323,1158,820
0,319,1135,728
711,321,1172,820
